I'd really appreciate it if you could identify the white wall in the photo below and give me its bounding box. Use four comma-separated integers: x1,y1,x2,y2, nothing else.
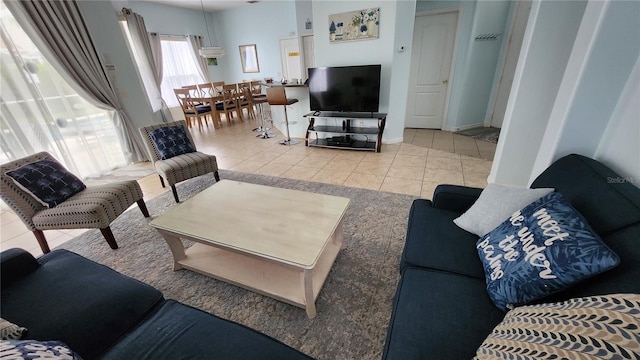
415,0,511,131
295,0,314,38
491,0,640,188
596,56,640,186
489,0,587,186
213,2,298,84
312,1,401,142
78,1,156,129
387,0,417,143
531,0,640,180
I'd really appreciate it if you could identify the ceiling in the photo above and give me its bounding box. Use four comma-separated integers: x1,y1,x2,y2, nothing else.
135,0,261,12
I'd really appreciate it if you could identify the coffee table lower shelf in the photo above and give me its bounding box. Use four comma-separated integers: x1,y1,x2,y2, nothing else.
162,234,342,318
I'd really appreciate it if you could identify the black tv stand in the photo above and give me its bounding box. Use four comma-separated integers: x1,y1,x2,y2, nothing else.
304,112,387,152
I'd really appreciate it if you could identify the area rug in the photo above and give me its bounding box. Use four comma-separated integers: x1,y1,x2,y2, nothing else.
58,169,418,360
456,127,500,143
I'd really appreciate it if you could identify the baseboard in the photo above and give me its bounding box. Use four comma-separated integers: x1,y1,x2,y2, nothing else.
382,137,403,144
447,122,486,132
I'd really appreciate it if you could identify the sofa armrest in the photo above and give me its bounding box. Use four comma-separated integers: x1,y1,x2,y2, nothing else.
1,248,40,287
431,184,483,213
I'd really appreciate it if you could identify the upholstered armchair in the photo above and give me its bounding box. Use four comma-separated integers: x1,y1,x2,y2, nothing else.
139,120,220,203
0,152,150,254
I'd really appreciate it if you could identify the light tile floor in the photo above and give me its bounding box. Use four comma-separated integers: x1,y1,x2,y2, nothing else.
1,119,496,257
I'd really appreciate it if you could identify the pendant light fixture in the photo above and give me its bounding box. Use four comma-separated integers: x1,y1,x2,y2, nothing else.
198,0,224,58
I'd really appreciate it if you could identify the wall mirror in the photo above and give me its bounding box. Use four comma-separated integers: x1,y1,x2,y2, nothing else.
239,44,260,73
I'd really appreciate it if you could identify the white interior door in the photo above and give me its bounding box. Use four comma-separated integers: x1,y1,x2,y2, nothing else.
405,11,458,129
279,37,302,82
302,35,315,80
490,1,531,128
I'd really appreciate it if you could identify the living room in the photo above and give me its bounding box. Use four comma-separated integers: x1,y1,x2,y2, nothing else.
85,0,637,187
1,0,639,359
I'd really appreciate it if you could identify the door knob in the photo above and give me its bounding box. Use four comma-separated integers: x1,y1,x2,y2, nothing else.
442,80,449,84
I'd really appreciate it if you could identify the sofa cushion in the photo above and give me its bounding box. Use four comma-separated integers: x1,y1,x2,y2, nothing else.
382,267,505,360
474,294,640,359
0,340,82,360
454,184,553,236
477,192,619,311
0,249,163,359
400,199,485,278
544,223,640,302
102,300,312,360
149,125,196,160
531,154,640,235
0,248,40,287
5,157,86,208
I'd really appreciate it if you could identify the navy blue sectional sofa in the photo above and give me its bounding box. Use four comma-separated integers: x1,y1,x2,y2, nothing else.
0,248,312,359
382,154,640,359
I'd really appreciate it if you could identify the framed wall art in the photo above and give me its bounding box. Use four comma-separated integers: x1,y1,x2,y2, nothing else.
239,44,260,73
329,8,379,43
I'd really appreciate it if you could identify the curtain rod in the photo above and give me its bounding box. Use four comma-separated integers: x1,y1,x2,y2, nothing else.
158,33,188,39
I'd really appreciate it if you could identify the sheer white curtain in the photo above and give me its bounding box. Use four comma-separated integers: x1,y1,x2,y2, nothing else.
0,1,126,178
187,35,210,83
160,37,206,108
4,0,147,163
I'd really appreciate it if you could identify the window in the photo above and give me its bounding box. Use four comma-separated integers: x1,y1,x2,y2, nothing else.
0,2,126,178
160,37,206,108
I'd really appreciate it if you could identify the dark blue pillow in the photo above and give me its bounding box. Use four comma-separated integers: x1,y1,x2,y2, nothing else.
149,125,196,160
0,340,83,359
476,192,619,311
6,157,86,208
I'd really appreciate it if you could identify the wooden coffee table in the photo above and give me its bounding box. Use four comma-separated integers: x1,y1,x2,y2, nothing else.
150,180,350,318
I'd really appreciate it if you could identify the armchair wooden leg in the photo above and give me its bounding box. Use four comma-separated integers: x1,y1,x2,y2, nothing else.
171,185,180,203
137,199,150,217
33,230,50,254
159,175,166,188
100,227,118,249
214,171,220,182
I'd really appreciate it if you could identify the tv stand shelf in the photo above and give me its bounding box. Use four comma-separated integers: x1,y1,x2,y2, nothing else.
304,112,386,152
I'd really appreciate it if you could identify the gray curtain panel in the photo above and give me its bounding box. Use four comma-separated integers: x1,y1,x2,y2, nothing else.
148,32,163,86
5,0,148,162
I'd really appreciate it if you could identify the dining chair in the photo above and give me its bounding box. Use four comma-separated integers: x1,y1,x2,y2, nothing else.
197,82,215,97
250,81,266,98
174,88,213,130
0,152,150,254
221,84,241,123
212,81,225,96
182,85,203,105
139,120,220,203
237,82,255,120
196,83,224,128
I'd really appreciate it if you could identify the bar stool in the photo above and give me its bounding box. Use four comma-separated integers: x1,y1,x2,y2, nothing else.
266,87,299,145
242,87,275,138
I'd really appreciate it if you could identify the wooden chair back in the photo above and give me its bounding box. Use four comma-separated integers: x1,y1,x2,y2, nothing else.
197,83,215,97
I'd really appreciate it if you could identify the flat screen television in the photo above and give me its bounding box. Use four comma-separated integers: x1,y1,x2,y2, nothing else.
308,65,381,113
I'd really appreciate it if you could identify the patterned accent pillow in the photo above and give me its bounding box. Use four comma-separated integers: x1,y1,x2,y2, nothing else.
0,340,83,359
149,125,196,160
0,318,27,340
476,192,619,311
475,294,640,359
6,157,86,208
